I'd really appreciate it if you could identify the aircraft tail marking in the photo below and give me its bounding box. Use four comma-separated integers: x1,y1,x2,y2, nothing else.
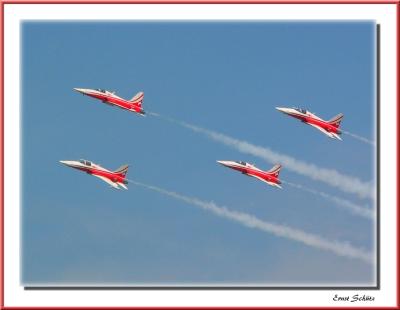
130,91,144,107
266,164,282,178
328,113,344,128
114,164,129,177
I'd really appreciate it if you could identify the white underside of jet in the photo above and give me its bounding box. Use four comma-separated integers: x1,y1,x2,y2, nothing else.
308,123,342,140
94,175,128,190
249,174,282,189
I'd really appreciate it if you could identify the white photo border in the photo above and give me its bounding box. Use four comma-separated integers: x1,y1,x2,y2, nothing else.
4,3,397,308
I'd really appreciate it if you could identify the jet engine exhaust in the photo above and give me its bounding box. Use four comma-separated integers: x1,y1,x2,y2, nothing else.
342,130,376,146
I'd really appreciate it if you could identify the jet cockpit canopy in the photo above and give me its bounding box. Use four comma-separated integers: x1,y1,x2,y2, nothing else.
96,89,107,93
79,159,92,166
293,107,308,114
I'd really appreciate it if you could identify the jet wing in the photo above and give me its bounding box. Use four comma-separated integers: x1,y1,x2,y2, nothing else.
117,182,128,190
308,123,342,140
330,132,342,140
308,123,332,137
248,173,282,189
93,175,120,189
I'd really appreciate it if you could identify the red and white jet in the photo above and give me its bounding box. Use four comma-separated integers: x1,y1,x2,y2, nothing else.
74,88,145,116
60,159,129,190
276,107,343,140
217,160,282,189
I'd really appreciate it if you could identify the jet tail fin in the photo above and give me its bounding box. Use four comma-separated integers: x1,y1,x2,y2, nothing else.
114,164,129,177
130,91,144,107
266,164,282,178
328,113,344,128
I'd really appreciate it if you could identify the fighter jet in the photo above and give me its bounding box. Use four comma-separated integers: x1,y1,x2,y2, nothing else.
275,107,343,140
74,88,145,116
217,160,282,188
60,159,129,189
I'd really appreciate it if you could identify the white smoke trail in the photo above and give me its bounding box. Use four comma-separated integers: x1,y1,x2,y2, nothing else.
342,130,376,146
130,180,373,264
153,114,374,200
283,181,375,220
148,111,160,117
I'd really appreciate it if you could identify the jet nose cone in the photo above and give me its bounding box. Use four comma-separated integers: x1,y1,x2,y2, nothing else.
217,160,230,166
275,107,291,114
59,160,73,167
73,88,87,94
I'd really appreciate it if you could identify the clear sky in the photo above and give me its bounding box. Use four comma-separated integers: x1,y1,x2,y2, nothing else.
22,21,376,286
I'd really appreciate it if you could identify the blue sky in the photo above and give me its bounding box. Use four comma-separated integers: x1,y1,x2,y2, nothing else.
22,21,376,285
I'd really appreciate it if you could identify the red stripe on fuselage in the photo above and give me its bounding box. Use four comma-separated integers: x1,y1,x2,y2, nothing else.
85,91,143,113
229,165,281,185
78,166,126,183
292,113,340,134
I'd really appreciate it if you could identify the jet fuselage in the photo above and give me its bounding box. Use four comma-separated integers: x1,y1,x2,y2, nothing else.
217,160,282,188
74,88,145,115
276,107,343,140
60,159,129,189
